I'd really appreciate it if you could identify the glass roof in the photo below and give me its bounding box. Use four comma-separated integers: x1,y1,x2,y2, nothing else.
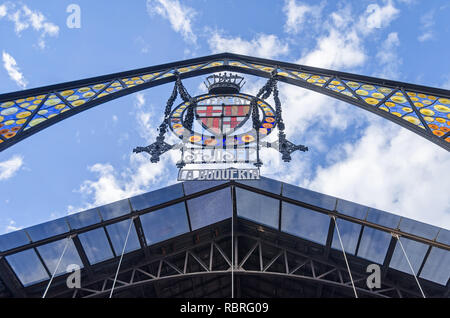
0,177,448,290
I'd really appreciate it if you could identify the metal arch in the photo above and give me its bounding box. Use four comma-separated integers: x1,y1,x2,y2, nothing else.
0,53,449,152
45,233,423,298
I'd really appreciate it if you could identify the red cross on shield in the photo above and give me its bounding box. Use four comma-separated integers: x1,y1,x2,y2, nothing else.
196,104,250,135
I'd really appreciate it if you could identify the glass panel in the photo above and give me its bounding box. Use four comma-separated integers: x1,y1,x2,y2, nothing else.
236,188,279,229
6,249,49,286
366,208,401,229
282,183,336,210
281,202,330,245
183,180,227,195
106,220,141,254
331,219,362,254
140,202,190,245
419,247,450,285
389,237,428,274
187,188,232,230
336,199,368,219
436,229,450,245
67,208,101,229
37,239,83,276
0,230,30,252
357,227,392,264
130,183,184,211
98,199,131,221
26,218,69,242
398,218,440,240
236,177,282,195
78,228,114,264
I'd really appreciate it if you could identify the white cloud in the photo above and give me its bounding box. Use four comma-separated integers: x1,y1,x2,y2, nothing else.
282,0,324,34
69,93,177,212
442,76,450,90
146,0,197,43
0,155,24,180
418,32,432,42
299,28,366,70
417,10,435,42
305,120,450,228
2,4,59,49
376,32,402,79
359,0,399,34
0,4,6,18
273,1,449,229
134,36,150,54
208,32,289,59
5,219,21,233
2,50,27,88
377,32,400,64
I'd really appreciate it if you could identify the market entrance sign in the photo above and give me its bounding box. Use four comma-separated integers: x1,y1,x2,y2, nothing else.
178,168,260,181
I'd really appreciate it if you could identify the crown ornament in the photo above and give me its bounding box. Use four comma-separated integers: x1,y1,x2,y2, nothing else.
203,73,246,94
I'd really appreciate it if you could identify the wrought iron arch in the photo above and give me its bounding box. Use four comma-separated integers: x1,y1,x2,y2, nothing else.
0,52,449,152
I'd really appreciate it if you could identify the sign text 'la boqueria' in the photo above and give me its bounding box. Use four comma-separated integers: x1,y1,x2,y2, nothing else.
178,168,260,181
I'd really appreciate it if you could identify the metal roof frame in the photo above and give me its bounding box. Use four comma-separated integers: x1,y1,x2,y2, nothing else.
0,178,448,298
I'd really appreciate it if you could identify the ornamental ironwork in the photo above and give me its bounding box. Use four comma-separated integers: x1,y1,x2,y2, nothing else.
133,71,308,173
1,53,449,152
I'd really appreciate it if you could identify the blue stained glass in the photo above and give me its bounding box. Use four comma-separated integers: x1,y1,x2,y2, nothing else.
0,230,30,252
98,199,131,221
398,218,440,240
282,183,336,211
357,227,392,264
183,180,227,195
336,199,368,219
6,249,49,286
26,218,69,242
130,183,184,211
106,219,141,254
281,202,330,245
236,188,279,229
236,177,282,195
419,247,450,285
78,228,114,264
366,208,401,229
67,208,101,229
37,239,83,276
140,202,190,245
389,237,428,274
331,219,362,254
436,229,450,245
187,188,232,230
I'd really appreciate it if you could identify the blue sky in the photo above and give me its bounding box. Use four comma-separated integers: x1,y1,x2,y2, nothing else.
0,0,449,234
